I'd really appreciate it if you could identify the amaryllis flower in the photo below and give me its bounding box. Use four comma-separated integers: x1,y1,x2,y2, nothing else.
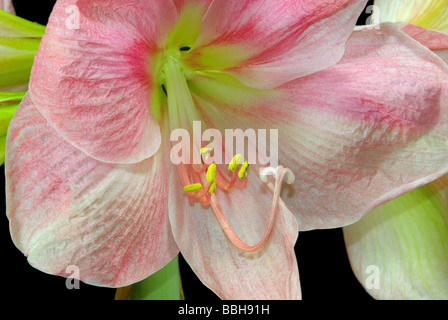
344,0,448,299
6,0,448,300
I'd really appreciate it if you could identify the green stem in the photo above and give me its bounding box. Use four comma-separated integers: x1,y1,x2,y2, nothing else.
124,256,183,300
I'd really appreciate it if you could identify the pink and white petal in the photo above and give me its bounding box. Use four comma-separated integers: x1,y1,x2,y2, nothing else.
374,0,448,32
343,176,448,300
190,23,448,230
275,23,448,229
397,22,448,63
1,0,15,14
6,94,179,287
397,22,448,50
29,0,177,164
168,166,300,300
183,0,368,89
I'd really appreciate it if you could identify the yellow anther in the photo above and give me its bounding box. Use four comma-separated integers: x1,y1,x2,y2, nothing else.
228,154,242,172
238,161,250,180
183,183,203,193
206,163,217,183
201,148,213,156
208,181,217,194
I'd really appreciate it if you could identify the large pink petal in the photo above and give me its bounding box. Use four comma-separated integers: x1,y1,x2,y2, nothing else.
29,0,177,164
181,0,368,89
189,22,448,230
6,94,179,287
168,165,300,300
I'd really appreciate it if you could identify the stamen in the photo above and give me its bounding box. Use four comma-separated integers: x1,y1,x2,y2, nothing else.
183,183,203,193
191,169,211,204
215,167,237,190
176,162,196,203
228,154,242,172
200,147,213,156
238,161,250,180
206,163,217,183
209,181,217,194
177,145,292,253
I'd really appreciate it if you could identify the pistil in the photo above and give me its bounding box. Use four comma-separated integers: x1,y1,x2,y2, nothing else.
163,56,199,132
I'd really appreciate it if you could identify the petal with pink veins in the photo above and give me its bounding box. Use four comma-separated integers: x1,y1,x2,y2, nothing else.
29,0,177,164
181,0,368,89
397,22,448,63
6,94,179,287
189,23,448,230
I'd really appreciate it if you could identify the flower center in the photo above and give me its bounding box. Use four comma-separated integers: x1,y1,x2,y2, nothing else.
152,13,295,253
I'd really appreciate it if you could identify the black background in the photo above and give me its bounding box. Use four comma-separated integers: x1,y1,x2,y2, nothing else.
2,0,376,302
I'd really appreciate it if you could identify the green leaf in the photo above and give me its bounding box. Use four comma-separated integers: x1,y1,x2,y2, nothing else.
0,10,44,91
0,91,24,164
116,256,184,300
0,10,45,37
0,36,41,90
